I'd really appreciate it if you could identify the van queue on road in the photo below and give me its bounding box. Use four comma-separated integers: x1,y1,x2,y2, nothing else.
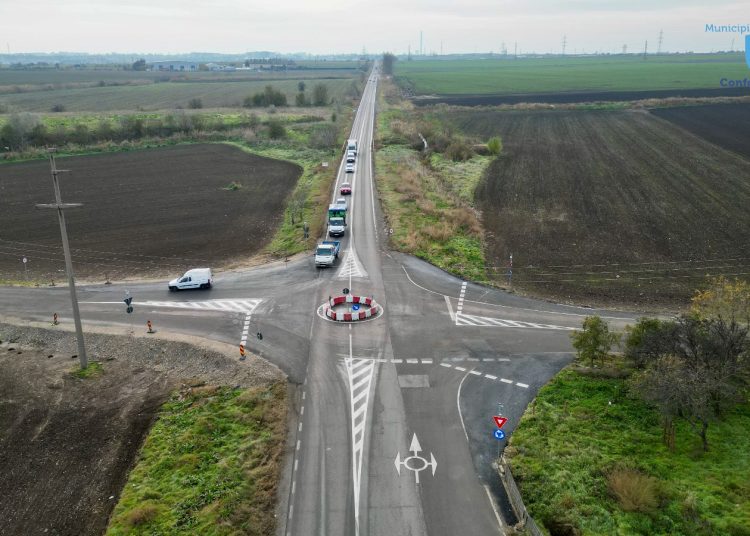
315,139,358,268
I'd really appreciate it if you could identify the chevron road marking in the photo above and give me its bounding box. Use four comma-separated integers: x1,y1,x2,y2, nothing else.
336,249,368,279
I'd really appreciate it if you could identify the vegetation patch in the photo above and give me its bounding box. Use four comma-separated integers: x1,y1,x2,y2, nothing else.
106,383,287,536
374,81,490,281
507,367,750,536
72,361,103,379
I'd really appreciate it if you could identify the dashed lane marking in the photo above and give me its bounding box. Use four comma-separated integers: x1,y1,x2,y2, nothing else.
440,362,530,389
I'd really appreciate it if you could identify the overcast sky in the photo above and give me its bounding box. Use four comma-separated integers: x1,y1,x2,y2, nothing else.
1,0,748,55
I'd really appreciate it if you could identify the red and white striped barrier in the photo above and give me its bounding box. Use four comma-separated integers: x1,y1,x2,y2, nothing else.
324,295,380,322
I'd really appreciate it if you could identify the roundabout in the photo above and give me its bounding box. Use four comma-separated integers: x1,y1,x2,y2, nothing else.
316,295,383,323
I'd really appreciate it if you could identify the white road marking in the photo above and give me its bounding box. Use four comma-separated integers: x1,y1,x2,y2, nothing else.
336,249,368,279
485,374,498,380
456,312,575,330
406,358,419,364
121,298,264,314
516,382,529,388
444,295,456,322
455,366,467,372
500,378,513,384
457,282,467,314
484,484,506,531
441,362,452,368
400,264,634,321
469,370,482,376
394,433,437,484
456,369,473,442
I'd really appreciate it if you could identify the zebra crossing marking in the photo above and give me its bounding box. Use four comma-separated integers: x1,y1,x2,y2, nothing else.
139,298,263,314
455,312,574,331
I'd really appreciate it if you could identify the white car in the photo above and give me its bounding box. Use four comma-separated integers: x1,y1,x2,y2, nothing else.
345,162,355,173
169,268,213,291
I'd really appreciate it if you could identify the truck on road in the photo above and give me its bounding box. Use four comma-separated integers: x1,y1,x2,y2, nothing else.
315,241,341,268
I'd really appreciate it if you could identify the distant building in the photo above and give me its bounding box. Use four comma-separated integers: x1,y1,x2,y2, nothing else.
150,60,198,72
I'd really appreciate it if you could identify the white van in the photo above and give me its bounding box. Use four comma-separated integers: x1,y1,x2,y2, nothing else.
347,139,357,155
168,268,213,291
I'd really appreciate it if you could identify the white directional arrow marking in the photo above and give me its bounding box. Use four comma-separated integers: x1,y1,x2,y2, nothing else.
394,433,437,484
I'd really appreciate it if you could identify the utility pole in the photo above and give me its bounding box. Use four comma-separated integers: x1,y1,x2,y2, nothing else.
514,42,517,59
36,150,88,369
440,41,443,56
657,30,663,55
622,44,627,55
643,40,648,59
562,35,567,56
420,31,423,56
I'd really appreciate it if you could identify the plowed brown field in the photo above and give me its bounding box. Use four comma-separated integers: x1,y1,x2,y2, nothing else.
0,143,301,282
448,109,750,307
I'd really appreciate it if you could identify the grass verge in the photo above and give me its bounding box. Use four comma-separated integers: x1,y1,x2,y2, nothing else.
507,364,750,536
72,361,103,379
375,81,490,281
106,382,287,536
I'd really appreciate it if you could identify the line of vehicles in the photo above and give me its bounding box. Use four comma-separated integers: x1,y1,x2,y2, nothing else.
315,139,357,268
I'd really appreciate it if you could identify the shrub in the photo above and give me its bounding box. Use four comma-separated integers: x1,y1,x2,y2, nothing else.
50,104,66,113
607,468,661,514
267,119,286,139
125,504,158,527
444,140,474,162
312,83,329,106
187,98,203,109
487,136,503,155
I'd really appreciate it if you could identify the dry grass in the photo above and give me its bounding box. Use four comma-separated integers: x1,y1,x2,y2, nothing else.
607,468,661,514
125,505,159,527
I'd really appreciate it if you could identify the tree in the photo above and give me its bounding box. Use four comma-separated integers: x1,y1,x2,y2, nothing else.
187,98,203,109
267,119,286,139
298,81,306,92
570,316,620,367
0,112,41,150
132,58,147,71
312,84,329,106
629,315,749,451
310,124,338,149
295,92,307,107
691,276,750,326
247,113,260,131
487,136,503,155
382,53,397,75
624,317,679,369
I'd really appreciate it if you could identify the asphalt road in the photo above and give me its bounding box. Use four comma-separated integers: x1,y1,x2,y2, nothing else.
0,66,643,536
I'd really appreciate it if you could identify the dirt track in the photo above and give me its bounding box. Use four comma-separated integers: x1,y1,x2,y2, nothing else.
0,143,301,282
0,322,283,536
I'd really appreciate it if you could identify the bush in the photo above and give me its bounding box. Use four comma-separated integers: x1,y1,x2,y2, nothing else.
50,104,66,113
187,98,203,109
444,140,474,162
607,468,661,514
267,119,286,139
295,92,307,107
245,85,288,108
312,83,329,106
487,136,502,155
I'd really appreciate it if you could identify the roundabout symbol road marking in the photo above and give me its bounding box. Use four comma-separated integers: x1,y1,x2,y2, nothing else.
394,433,437,484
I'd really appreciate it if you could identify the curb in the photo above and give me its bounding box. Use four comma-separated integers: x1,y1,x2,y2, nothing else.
324,295,380,322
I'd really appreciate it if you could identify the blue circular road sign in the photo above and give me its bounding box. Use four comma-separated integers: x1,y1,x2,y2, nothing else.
352,304,360,311
493,429,506,440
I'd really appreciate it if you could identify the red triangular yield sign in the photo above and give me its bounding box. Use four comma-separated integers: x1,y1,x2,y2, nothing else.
493,416,508,429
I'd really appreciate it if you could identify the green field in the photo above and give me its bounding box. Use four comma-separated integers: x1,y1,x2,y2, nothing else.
508,366,750,536
395,54,748,95
0,77,360,112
